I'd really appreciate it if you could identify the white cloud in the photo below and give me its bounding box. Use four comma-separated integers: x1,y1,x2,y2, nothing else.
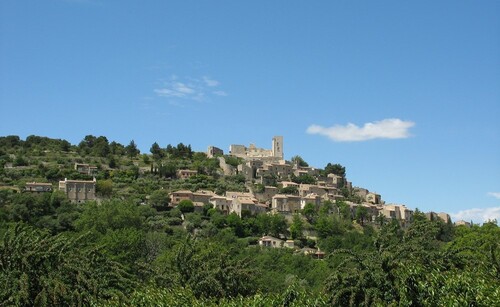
487,192,500,199
154,75,227,104
213,90,228,96
154,82,195,98
203,76,220,87
451,207,500,224
306,118,415,142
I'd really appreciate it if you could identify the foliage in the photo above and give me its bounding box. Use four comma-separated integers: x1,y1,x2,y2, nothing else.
96,179,113,197
177,199,195,213
290,173,316,184
289,214,304,239
290,155,309,167
75,200,143,234
223,156,242,168
279,186,298,195
148,189,170,210
0,223,134,306
323,163,345,177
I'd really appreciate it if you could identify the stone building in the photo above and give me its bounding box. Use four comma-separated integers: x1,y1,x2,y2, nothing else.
229,136,284,161
25,182,52,193
207,146,224,158
58,178,96,203
169,189,215,206
177,169,198,179
74,163,98,176
455,220,471,227
271,194,301,214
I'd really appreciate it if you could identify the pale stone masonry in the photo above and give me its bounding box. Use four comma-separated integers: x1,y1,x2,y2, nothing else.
74,163,98,176
169,190,215,206
177,169,198,179
455,220,471,227
229,136,284,162
258,236,284,248
59,178,96,203
207,146,224,158
425,212,451,224
25,182,52,193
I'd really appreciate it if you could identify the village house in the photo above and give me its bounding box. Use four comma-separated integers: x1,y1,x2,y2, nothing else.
209,195,233,215
366,192,382,204
58,178,96,203
227,192,267,217
300,193,322,209
258,236,284,248
377,204,414,226
254,186,278,202
326,173,345,188
74,163,98,176
256,162,293,182
177,169,198,179
292,164,320,177
281,181,300,189
271,194,301,214
169,190,193,206
298,184,327,198
238,160,264,181
192,190,216,204
25,182,52,193
169,189,215,206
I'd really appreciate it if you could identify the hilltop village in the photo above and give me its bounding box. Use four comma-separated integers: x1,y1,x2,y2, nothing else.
205,136,456,227
15,135,461,238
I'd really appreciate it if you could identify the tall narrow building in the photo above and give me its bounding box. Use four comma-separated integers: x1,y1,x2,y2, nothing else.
272,136,283,159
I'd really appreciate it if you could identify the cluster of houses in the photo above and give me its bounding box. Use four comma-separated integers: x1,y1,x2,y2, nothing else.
20,136,463,229
169,184,416,227
24,163,97,203
164,137,412,226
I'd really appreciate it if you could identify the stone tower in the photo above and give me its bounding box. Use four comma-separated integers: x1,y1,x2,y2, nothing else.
272,136,283,159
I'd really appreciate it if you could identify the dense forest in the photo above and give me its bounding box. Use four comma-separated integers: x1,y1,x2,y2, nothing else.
0,135,499,306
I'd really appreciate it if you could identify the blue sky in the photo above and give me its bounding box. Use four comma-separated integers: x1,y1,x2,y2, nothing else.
1,0,499,223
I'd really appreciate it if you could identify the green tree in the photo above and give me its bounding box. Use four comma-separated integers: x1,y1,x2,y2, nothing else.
324,163,346,177
177,199,195,213
355,206,369,226
0,224,134,306
291,155,309,167
150,142,164,160
168,236,256,299
290,214,304,239
75,200,143,234
96,179,113,197
148,190,170,210
302,202,317,223
125,140,140,158
280,186,299,195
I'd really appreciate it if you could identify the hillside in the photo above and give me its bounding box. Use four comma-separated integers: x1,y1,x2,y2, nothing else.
0,134,499,306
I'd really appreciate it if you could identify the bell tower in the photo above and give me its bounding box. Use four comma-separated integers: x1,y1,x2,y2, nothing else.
272,136,283,159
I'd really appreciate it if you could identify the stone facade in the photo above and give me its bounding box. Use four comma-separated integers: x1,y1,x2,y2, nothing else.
177,169,198,179
229,136,284,161
74,163,98,176
259,236,284,248
25,182,52,193
207,146,224,158
59,178,96,203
